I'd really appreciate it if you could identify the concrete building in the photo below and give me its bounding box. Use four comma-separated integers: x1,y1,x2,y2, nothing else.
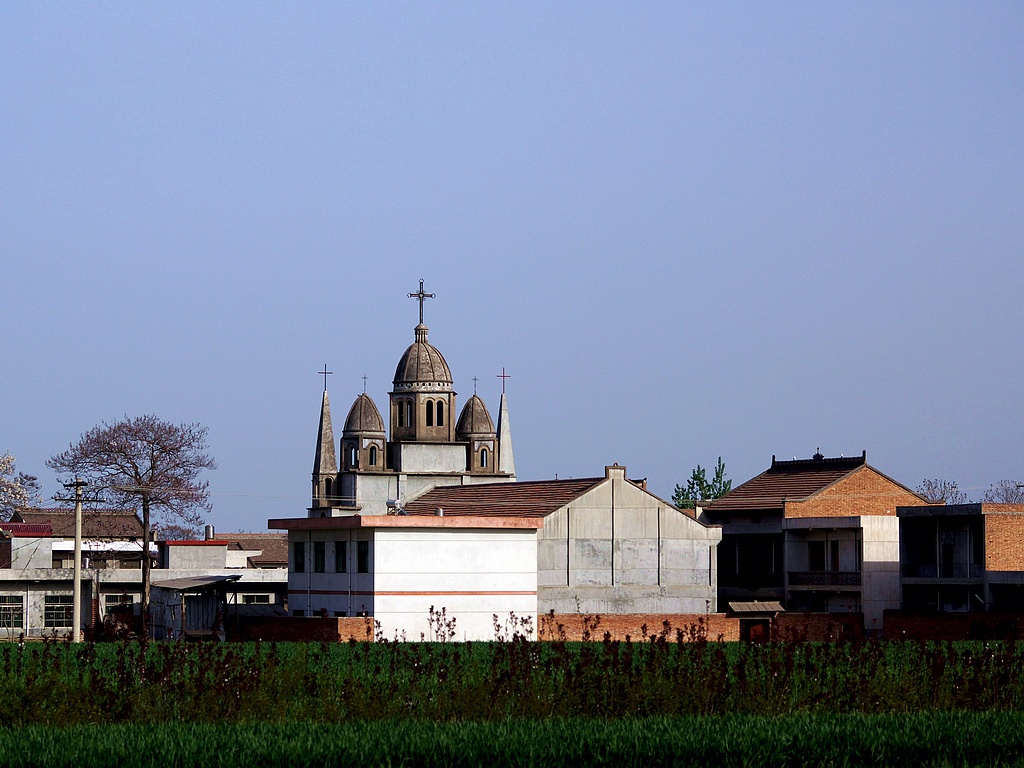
898,502,1024,613
702,451,936,634
268,513,541,641
403,465,722,616
0,512,287,638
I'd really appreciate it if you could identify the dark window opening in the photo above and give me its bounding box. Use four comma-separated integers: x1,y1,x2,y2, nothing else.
357,540,369,573
426,400,434,426
314,541,326,573
294,541,305,573
480,448,488,468
335,541,347,573
436,401,444,426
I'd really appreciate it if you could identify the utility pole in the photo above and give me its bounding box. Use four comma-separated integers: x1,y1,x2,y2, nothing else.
61,479,88,643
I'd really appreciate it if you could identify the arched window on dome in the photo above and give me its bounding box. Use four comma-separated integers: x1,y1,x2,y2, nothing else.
436,401,444,427
480,448,488,468
349,445,358,468
369,446,378,466
426,400,434,427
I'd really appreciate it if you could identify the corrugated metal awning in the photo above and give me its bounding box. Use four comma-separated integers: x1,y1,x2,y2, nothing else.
151,574,242,592
728,601,784,614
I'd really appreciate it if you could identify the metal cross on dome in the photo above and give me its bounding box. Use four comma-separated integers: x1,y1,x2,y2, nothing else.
408,279,435,325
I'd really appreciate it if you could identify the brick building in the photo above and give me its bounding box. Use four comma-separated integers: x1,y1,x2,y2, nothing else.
701,451,936,634
898,502,1024,613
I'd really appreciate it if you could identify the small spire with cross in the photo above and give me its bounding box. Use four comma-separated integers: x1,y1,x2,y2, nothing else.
408,278,435,325
497,367,511,394
319,364,333,392
472,376,479,395
361,374,369,394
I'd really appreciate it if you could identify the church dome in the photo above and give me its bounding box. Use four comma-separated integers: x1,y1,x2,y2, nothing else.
343,393,385,436
456,395,495,439
393,324,453,389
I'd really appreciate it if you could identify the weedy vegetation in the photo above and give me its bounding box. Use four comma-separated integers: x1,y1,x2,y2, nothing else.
5,626,1024,765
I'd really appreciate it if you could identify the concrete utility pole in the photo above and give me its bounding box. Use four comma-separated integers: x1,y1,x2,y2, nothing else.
62,479,88,643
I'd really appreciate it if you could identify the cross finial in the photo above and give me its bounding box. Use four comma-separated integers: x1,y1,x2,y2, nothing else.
497,367,511,394
361,374,368,393
408,278,435,325
319,364,333,392
472,376,479,395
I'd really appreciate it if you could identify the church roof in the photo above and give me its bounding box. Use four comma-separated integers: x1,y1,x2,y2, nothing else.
705,452,869,513
403,478,604,518
343,393,385,435
456,394,495,438
313,390,338,474
393,324,453,387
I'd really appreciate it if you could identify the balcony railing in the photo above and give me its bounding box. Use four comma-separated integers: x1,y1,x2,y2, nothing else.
788,571,862,587
901,563,984,579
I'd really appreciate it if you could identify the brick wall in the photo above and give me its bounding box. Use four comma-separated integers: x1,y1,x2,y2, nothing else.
230,616,374,642
985,509,1024,571
538,613,740,642
884,611,1024,641
785,467,925,519
772,612,864,641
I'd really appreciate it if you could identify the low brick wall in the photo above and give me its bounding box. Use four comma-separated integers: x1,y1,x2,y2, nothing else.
884,611,1024,641
538,613,740,642
229,616,374,642
772,612,864,642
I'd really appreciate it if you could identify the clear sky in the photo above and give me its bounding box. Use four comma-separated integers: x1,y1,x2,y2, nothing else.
2,4,1022,532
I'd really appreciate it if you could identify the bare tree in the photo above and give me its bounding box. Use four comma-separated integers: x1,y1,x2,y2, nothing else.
917,479,968,504
47,415,216,634
0,454,41,521
983,480,1024,504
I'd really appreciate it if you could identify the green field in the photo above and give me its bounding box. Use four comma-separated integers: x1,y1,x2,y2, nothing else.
4,639,1024,765
3,715,1024,767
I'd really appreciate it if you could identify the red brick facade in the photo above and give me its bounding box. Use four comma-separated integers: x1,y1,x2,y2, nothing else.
884,611,1024,641
784,467,927,519
983,507,1024,572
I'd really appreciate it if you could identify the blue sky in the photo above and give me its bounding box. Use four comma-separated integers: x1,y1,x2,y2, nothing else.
2,4,1022,531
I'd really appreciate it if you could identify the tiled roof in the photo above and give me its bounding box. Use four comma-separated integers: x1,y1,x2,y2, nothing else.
403,478,604,518
12,508,144,539
705,454,867,513
0,522,53,538
215,533,288,567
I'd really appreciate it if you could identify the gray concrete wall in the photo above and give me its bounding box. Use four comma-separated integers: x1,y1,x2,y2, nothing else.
861,515,900,635
538,470,721,615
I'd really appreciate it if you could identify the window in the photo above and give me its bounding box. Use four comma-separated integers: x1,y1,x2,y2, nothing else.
335,541,347,573
830,540,840,572
294,541,306,573
369,446,377,466
436,401,444,426
333,610,347,617
0,595,23,629
243,594,270,605
808,541,825,572
293,609,305,617
104,594,134,615
480,448,488,468
426,400,434,426
357,540,369,573
44,595,73,629
348,445,358,468
324,477,332,499
314,541,326,573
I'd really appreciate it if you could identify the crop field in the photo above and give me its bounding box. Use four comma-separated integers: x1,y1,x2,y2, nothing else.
4,638,1024,765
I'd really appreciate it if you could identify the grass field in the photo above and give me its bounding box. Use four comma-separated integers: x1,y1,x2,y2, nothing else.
5,639,1024,765
3,714,1024,767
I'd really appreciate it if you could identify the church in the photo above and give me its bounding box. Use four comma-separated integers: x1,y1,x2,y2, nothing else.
310,280,516,517
270,282,721,640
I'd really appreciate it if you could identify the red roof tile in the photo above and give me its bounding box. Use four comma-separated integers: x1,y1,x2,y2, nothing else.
403,478,604,518
12,508,144,539
705,455,867,513
0,522,53,538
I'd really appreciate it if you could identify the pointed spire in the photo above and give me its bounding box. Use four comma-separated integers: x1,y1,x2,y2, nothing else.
313,390,338,475
497,391,515,479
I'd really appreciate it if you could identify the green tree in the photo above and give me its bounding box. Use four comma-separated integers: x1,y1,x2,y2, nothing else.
47,415,216,634
673,457,731,509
